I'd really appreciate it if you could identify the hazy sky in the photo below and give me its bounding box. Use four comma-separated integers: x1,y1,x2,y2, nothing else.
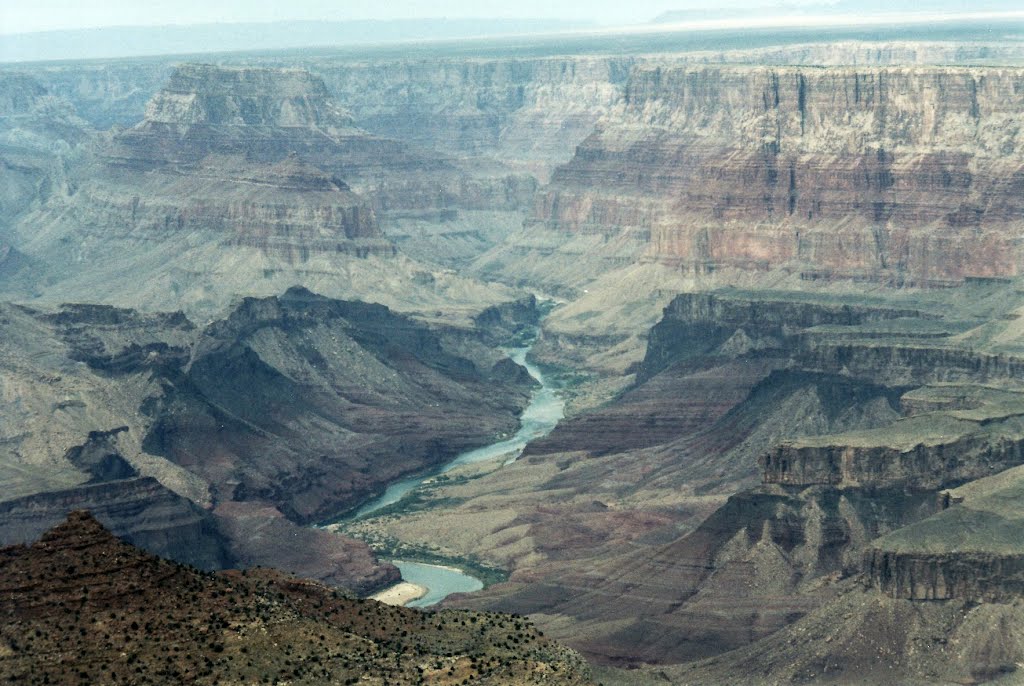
1,0,824,34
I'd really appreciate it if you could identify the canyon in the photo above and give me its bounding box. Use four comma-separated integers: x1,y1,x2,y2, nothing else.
3,20,1024,686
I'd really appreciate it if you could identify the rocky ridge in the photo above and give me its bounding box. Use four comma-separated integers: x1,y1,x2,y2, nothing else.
0,511,594,685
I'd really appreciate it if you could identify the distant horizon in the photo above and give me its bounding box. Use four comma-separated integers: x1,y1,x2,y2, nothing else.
2,6,1022,64
3,0,1004,36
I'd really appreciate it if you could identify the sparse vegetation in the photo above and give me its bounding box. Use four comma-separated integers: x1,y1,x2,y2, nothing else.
0,512,592,685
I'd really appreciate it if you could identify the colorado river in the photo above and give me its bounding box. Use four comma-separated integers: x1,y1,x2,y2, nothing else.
393,561,484,608
353,346,565,518
351,342,564,606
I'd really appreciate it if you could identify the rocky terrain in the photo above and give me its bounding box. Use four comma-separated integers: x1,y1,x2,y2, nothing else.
538,65,1024,287
2,63,534,320
0,73,90,235
342,280,1024,677
0,286,539,594
5,25,1024,686
0,511,594,685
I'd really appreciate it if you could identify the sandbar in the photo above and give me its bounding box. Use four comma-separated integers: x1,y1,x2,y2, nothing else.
369,582,428,606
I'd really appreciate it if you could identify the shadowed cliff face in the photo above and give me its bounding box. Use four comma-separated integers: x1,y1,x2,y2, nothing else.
142,287,534,525
0,288,537,594
540,65,1024,286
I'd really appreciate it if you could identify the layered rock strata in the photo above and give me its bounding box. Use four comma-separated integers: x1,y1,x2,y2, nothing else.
0,477,229,570
539,65,1024,285
449,283,1024,666
76,65,392,257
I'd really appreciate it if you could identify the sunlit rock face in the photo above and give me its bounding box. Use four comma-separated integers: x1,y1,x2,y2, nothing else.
539,65,1024,286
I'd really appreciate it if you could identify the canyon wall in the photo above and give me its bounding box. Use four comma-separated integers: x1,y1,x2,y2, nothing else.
475,282,1024,665
865,548,1024,602
0,477,229,570
0,73,90,229
762,418,1024,489
0,288,538,594
313,57,637,178
540,65,1024,285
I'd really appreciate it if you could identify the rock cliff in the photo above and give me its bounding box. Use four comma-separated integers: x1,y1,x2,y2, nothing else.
539,65,1024,285
0,477,229,570
446,281,1024,666
0,73,90,228
6,64,533,317
316,57,636,180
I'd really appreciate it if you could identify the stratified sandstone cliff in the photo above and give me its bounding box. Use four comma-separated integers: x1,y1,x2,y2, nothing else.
540,65,1024,285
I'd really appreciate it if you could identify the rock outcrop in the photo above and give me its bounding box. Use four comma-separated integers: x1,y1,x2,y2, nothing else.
762,415,1024,489
81,64,392,256
449,281,1024,666
317,57,637,180
5,64,534,318
539,65,1024,285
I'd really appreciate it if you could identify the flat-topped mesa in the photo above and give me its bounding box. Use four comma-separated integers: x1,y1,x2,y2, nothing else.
540,65,1024,285
108,64,362,170
107,63,526,215
144,64,356,130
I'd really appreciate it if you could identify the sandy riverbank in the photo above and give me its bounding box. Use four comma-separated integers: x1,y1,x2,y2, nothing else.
369,582,428,606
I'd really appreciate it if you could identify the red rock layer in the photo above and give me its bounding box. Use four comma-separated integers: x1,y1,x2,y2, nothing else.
539,66,1024,285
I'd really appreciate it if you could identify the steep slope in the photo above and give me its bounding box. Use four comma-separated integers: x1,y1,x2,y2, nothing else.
0,287,538,594
0,511,594,686
666,465,1024,685
339,281,1024,668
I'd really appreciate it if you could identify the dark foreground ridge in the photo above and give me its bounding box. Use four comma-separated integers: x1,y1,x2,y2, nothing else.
0,511,593,685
